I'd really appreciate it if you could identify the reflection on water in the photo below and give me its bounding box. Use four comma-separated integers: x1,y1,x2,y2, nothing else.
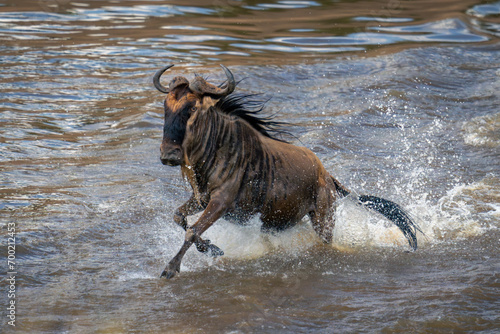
1,0,499,333
1,0,499,63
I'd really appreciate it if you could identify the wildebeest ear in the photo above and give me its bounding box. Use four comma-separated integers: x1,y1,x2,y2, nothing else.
200,96,217,112
163,77,189,102
169,77,189,91
188,65,235,98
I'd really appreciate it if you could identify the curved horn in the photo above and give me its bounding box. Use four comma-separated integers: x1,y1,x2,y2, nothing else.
189,64,236,98
219,64,236,96
153,65,174,94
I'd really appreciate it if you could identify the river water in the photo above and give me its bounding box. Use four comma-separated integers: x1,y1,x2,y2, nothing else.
1,0,499,332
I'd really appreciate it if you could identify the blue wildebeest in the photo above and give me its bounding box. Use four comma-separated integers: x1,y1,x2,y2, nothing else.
153,65,421,279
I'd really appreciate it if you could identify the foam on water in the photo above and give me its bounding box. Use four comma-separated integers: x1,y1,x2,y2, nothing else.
462,112,500,148
153,214,322,274
333,199,412,250
334,175,499,251
204,217,321,260
151,174,498,276
118,271,157,281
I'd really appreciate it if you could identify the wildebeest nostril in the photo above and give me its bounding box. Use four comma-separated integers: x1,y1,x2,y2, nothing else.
160,148,182,166
160,157,181,166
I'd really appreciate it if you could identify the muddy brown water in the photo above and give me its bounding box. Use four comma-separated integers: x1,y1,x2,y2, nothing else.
1,0,499,333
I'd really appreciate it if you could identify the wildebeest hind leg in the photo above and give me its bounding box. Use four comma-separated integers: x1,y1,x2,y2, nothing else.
174,195,224,257
309,210,335,244
309,183,336,243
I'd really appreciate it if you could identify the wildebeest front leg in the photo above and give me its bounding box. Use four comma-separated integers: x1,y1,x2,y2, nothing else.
174,195,223,257
161,195,229,279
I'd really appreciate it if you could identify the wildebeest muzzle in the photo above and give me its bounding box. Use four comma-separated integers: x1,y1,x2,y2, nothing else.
160,140,183,166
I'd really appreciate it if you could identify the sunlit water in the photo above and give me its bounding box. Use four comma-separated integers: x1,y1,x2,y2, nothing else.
1,0,499,333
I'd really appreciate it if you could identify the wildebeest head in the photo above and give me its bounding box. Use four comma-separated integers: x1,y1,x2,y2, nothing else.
153,65,235,166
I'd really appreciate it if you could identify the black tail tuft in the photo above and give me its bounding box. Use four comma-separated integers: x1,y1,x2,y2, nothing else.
357,195,421,251
331,176,421,251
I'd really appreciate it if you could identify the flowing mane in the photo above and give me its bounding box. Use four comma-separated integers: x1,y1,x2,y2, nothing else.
215,94,289,142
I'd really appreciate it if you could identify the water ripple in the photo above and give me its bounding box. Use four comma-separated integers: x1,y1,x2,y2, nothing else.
245,1,321,10
467,1,500,18
371,18,489,43
70,4,216,21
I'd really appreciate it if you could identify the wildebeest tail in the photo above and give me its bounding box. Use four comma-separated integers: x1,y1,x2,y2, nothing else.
331,176,421,251
331,176,350,198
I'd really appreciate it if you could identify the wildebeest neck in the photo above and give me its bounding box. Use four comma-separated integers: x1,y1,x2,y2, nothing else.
183,106,272,208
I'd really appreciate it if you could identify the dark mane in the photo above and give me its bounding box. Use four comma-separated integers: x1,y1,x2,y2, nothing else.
215,94,289,142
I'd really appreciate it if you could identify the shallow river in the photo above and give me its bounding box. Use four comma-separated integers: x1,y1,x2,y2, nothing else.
1,0,499,333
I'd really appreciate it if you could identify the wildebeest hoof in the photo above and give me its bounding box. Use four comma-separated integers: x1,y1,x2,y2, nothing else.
196,240,224,258
161,261,180,279
206,243,224,258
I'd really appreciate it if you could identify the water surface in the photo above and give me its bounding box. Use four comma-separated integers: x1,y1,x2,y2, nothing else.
1,0,499,332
